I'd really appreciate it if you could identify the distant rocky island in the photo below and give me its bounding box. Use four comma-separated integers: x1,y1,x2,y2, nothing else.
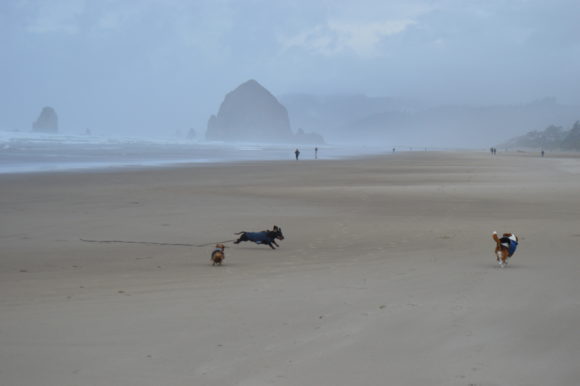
32,106,59,133
206,79,323,144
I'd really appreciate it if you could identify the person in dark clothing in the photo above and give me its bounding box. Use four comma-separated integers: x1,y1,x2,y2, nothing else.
295,148,300,160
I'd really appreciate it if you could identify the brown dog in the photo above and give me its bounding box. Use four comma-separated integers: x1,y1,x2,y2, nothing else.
492,231,519,267
211,243,226,266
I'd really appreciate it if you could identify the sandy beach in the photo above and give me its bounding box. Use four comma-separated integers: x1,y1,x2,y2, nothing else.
1,151,579,386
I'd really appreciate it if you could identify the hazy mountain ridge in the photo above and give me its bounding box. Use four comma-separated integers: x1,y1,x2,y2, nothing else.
279,95,580,148
279,94,419,139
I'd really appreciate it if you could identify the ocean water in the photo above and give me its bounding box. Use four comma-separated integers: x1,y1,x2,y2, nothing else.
0,132,387,174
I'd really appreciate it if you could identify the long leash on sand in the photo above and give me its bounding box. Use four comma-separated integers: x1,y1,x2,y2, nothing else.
80,238,236,248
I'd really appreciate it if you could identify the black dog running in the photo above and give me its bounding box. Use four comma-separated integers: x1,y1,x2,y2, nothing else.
234,225,285,249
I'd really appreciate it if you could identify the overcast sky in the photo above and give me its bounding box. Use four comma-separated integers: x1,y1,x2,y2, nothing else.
1,0,579,136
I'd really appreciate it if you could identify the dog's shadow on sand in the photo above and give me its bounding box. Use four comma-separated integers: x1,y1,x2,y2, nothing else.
189,260,239,268
192,246,278,267
230,246,281,251
472,261,524,270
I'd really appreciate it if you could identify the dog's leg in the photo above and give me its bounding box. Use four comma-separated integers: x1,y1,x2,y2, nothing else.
496,250,503,266
272,240,279,247
268,242,276,249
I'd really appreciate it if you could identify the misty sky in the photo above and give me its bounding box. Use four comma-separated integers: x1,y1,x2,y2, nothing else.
1,0,579,136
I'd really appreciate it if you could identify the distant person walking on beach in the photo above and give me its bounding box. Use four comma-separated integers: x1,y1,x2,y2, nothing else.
294,148,300,160
541,150,545,157
315,147,318,159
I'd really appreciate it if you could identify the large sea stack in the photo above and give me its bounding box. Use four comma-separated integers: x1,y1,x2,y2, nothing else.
32,106,59,133
206,80,293,143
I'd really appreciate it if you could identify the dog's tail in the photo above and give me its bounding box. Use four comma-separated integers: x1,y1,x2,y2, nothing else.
234,231,245,235
492,231,500,243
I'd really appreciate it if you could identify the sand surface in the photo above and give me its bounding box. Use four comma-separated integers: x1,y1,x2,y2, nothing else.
1,151,579,386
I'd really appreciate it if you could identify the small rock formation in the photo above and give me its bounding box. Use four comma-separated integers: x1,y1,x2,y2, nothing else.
206,80,293,142
32,107,58,133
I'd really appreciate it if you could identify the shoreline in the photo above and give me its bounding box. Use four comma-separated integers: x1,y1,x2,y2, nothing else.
2,147,579,176
0,141,391,175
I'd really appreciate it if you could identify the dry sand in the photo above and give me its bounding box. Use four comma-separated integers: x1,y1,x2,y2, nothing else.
1,151,579,386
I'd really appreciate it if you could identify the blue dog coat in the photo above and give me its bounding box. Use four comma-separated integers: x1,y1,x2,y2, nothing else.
245,232,271,244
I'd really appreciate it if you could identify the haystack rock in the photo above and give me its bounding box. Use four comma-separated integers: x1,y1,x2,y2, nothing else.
32,106,58,133
206,80,293,143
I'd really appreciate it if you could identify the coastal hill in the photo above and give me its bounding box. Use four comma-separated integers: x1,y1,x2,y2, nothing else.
502,120,580,150
206,80,324,144
280,95,579,147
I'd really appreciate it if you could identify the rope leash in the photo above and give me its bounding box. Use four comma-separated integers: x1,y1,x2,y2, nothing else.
80,238,236,248
195,239,236,247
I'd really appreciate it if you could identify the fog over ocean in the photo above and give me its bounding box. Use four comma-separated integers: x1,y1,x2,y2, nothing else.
0,131,396,174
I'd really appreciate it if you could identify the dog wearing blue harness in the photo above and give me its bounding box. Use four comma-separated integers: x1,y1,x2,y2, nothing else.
493,231,519,267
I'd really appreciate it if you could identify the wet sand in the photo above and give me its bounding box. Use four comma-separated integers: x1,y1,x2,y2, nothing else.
1,151,579,386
